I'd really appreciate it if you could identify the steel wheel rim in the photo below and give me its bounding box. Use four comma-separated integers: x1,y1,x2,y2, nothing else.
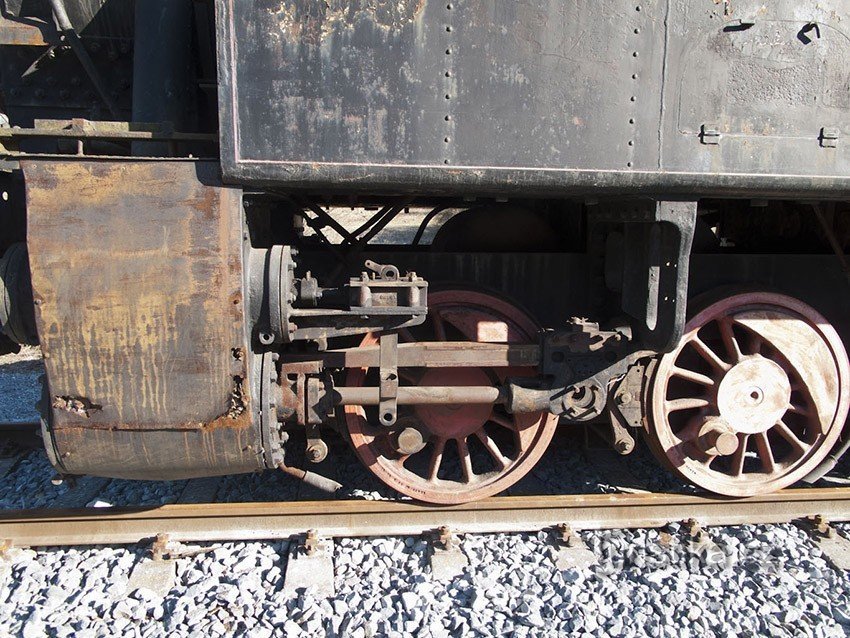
344,290,558,504
647,291,850,496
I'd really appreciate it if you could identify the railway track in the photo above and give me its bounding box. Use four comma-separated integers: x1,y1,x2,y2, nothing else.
1,487,849,548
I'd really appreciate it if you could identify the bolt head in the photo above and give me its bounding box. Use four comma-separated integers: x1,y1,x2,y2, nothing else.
714,431,740,456
614,439,633,454
396,427,426,455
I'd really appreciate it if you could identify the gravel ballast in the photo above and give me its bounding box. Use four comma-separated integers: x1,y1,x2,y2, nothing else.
2,525,849,637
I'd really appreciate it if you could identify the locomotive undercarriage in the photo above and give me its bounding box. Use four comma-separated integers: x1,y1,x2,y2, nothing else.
1,153,849,504
237,197,850,503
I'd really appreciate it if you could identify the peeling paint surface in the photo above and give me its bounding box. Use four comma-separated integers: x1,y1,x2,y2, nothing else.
270,0,426,44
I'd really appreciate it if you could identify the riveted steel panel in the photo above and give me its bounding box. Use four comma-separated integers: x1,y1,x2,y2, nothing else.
217,0,850,196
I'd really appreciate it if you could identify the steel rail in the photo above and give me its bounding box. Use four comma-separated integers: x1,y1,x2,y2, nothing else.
1,488,849,548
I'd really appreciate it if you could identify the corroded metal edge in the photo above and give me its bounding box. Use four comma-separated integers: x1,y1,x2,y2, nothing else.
23,159,263,478
2,488,849,548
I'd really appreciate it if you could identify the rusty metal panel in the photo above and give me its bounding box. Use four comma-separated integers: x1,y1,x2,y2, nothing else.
40,425,263,481
216,0,850,197
24,160,263,478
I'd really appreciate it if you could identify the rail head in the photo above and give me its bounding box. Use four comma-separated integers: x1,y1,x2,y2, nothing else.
1,488,849,548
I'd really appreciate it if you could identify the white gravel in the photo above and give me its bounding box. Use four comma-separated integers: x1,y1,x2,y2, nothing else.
2,525,849,637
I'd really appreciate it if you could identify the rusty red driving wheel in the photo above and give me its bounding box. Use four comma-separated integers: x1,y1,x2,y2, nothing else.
344,290,558,504
645,291,850,496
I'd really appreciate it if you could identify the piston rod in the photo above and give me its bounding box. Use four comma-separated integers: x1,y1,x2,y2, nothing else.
334,386,505,406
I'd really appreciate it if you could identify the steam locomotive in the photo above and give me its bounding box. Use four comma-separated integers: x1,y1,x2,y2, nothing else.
1,0,849,503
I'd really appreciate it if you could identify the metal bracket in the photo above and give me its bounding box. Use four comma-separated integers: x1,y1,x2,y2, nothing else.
150,533,215,561
700,124,721,145
303,529,322,556
607,408,637,455
305,424,328,464
820,127,839,149
304,376,330,463
556,523,577,547
553,524,596,569
606,361,645,454
378,332,399,426
283,529,336,596
436,525,457,551
685,518,707,544
595,200,697,352
428,526,468,580
807,515,850,569
365,259,401,281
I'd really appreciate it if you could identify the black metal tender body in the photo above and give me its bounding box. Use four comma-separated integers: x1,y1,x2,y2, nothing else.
217,0,850,197
1,0,849,501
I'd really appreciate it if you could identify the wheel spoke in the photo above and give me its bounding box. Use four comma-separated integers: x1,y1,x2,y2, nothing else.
671,366,716,387
647,292,848,497
754,432,777,474
748,331,763,355
343,290,569,502
427,437,446,481
772,419,810,454
431,311,447,341
718,317,743,363
688,335,732,372
665,397,710,413
787,403,810,417
730,433,750,476
475,429,509,469
490,413,517,431
457,438,474,483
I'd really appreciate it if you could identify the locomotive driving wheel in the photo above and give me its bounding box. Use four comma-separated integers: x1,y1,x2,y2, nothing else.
645,291,850,496
344,290,558,504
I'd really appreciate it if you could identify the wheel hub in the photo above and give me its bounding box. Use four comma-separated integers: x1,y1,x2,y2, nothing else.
716,356,791,435
414,368,493,440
